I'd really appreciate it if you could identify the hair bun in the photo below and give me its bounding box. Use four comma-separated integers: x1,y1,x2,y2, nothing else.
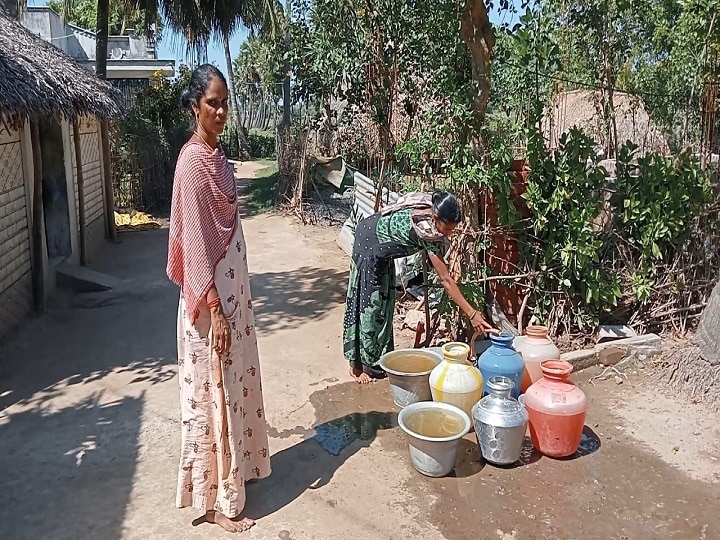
432,190,462,224
180,88,193,109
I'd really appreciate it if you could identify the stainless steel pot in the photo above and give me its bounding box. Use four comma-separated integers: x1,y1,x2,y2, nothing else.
471,376,528,465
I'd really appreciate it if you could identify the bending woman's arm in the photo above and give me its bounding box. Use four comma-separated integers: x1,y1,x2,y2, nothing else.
428,253,499,335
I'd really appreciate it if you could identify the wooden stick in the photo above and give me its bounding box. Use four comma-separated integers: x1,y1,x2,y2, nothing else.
29,120,46,312
425,272,534,289
72,119,87,266
517,289,531,334
100,119,117,242
650,303,707,319
422,253,432,347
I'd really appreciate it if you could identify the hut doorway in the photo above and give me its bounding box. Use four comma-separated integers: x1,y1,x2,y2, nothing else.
38,118,72,264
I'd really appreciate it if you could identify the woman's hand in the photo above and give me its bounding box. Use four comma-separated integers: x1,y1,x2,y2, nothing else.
210,306,231,356
470,310,500,336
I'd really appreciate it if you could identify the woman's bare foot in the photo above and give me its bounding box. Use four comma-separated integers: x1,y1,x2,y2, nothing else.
349,365,373,384
204,510,255,533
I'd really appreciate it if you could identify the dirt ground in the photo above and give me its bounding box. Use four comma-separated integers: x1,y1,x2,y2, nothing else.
0,164,718,539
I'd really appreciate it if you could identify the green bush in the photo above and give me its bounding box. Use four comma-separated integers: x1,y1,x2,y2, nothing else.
113,66,191,212
249,132,276,159
219,126,275,160
520,126,712,333
219,122,242,160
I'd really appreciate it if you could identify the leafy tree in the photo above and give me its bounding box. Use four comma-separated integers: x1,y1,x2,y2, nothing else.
546,0,720,152
48,0,162,39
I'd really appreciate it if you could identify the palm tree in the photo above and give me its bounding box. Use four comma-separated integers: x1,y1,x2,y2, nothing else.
3,0,24,19
94,0,110,79
162,0,280,161
50,0,277,159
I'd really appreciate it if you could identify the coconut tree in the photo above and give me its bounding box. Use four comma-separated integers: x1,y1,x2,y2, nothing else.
209,0,279,160
2,0,24,18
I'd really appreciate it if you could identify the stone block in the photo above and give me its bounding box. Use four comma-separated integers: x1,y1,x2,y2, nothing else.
561,349,598,372
562,334,662,373
597,346,625,366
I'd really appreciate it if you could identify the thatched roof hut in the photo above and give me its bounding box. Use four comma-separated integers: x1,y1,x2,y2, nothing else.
0,8,122,129
542,89,669,155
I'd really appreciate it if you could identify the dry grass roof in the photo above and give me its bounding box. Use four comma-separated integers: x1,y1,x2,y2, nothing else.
542,89,669,155
0,9,123,129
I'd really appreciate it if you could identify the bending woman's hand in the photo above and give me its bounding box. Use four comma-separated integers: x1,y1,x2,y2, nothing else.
209,304,231,356
471,311,499,336
427,252,500,336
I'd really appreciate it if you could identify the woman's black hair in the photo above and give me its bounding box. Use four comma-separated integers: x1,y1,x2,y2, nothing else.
432,190,462,224
180,64,227,110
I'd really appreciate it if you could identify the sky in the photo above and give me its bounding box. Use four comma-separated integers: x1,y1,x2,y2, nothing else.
29,0,521,80
156,23,248,77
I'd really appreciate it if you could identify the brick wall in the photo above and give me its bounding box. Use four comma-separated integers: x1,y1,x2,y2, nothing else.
0,127,33,340
71,117,106,261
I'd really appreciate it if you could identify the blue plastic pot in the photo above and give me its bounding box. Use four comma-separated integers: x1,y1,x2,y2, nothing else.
477,333,524,399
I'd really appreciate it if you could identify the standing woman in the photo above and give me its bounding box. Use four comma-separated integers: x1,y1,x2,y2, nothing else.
167,64,270,533
343,191,498,384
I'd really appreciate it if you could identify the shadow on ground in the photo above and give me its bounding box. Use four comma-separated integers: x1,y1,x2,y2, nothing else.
0,229,176,412
0,229,176,540
251,266,348,333
0,392,144,540
236,161,278,218
246,410,397,519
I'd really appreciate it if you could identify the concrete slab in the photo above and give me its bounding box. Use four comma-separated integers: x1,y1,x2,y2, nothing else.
562,334,663,371
56,261,123,292
595,333,662,352
561,348,600,371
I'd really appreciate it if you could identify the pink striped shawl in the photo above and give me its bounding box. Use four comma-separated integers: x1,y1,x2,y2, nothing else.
166,140,238,324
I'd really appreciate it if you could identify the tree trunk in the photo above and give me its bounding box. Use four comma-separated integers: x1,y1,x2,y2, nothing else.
457,0,504,334
100,120,117,241
223,30,251,160
656,279,720,410
460,0,496,126
247,98,255,131
95,0,117,241
282,0,292,130
4,0,23,19
602,35,618,158
320,100,332,154
697,279,720,364
95,0,109,79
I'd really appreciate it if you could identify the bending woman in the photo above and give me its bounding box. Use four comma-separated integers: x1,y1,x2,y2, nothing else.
343,191,498,384
167,64,270,533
